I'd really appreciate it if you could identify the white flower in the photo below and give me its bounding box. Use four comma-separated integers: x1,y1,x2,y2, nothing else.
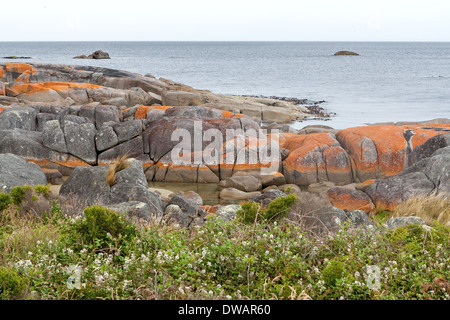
226,295,232,299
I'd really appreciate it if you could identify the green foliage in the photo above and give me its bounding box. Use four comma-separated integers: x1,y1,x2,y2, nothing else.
0,267,29,299
322,260,346,287
34,185,50,197
9,185,32,206
0,193,11,211
42,200,63,226
236,194,298,224
68,205,136,251
265,193,298,221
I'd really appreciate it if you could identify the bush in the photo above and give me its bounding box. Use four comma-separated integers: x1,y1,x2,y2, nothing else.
69,205,136,251
9,185,32,206
0,267,29,299
322,260,346,287
34,185,50,197
0,193,11,211
236,194,298,224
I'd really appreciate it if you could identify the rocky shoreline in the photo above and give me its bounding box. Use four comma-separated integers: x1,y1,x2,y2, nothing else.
1,62,450,230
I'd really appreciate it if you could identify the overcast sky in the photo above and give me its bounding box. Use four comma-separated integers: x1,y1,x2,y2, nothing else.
3,0,450,41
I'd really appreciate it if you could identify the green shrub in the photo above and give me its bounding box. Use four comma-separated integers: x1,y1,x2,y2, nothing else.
236,201,262,224
0,267,29,299
9,185,32,206
34,185,50,197
0,193,11,211
236,194,298,224
264,193,298,222
42,200,63,226
322,260,346,287
69,205,136,250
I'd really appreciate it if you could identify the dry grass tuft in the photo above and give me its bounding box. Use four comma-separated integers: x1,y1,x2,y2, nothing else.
106,154,131,186
393,193,450,227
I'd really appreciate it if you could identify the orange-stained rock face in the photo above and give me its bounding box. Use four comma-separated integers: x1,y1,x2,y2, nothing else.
327,187,376,214
134,105,172,119
51,155,91,168
0,66,5,79
282,132,352,185
336,125,407,181
8,81,102,96
403,124,450,149
336,124,450,182
5,63,37,75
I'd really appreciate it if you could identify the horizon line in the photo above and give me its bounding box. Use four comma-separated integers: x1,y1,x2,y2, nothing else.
1,40,450,43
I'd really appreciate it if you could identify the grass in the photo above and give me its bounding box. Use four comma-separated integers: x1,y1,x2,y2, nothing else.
106,154,131,186
393,193,450,227
0,186,449,300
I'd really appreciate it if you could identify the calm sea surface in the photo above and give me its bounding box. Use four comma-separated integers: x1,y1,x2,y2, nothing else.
1,41,450,129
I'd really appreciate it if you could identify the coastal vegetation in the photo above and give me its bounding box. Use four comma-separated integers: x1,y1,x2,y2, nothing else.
0,186,449,300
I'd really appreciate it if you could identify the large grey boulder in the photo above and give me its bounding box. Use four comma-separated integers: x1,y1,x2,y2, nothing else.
94,105,119,129
63,121,97,164
43,120,68,153
0,153,47,193
220,175,262,192
366,146,450,210
109,158,164,217
95,125,119,152
112,119,143,143
59,166,111,205
0,129,52,160
0,106,38,131
59,158,164,218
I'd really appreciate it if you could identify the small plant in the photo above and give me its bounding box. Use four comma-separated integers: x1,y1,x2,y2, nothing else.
236,194,298,224
42,200,63,225
265,193,298,222
106,154,130,186
9,185,32,206
0,193,11,211
34,185,50,197
322,260,346,287
0,267,29,299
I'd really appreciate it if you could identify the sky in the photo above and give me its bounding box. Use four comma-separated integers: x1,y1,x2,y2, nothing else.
3,0,450,41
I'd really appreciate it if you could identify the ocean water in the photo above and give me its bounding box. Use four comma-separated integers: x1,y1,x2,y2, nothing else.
1,41,450,129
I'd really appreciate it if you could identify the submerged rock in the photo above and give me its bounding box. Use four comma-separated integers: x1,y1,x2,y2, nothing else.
73,50,111,59
334,51,359,56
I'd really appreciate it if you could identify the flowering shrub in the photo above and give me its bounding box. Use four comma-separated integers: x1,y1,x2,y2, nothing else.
0,191,449,300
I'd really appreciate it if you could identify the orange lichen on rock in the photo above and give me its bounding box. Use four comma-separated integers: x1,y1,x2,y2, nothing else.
25,159,50,167
5,63,37,75
402,124,450,149
134,105,171,119
0,66,5,79
9,82,102,95
51,155,90,168
281,132,337,153
327,187,376,214
336,125,407,179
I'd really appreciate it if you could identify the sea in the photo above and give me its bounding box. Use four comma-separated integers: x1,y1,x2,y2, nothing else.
1,41,450,130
